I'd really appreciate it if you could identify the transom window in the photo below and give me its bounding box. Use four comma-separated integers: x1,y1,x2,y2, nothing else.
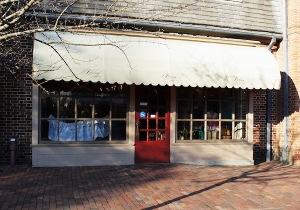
40,82,128,143
176,87,248,141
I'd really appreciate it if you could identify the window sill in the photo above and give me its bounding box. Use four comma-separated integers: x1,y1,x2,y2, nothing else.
32,142,133,147
174,139,250,145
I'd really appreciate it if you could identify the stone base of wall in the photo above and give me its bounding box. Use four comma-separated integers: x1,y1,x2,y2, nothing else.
171,142,254,166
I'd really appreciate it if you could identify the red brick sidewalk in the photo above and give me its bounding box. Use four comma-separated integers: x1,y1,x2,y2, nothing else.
1,162,300,210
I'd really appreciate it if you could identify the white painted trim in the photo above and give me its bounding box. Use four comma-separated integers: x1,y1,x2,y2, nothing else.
170,86,176,145
129,85,135,145
32,84,39,145
247,91,254,144
170,86,176,163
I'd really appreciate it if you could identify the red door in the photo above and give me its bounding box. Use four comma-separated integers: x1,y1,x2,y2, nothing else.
135,86,170,163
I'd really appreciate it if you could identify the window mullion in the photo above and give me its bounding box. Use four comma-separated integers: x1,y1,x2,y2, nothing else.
75,97,78,142
57,94,60,141
92,102,95,141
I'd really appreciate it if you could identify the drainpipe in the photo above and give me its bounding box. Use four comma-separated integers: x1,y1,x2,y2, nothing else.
281,0,289,164
266,37,276,162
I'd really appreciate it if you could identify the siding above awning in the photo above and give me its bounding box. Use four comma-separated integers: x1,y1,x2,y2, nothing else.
33,32,281,89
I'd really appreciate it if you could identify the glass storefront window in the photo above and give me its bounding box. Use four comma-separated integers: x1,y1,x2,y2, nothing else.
176,87,248,141
40,83,128,143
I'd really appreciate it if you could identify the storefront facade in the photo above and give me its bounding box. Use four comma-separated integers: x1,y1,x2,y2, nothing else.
31,31,280,166
2,0,290,166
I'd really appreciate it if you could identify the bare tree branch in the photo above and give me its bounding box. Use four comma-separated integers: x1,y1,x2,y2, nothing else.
53,0,78,30
0,27,44,40
1,0,201,85
0,0,39,31
35,37,81,81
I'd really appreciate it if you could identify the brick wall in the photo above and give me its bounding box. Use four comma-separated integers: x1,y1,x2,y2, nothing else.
0,36,33,165
0,34,284,165
287,0,300,164
273,0,300,164
252,90,267,164
0,36,280,165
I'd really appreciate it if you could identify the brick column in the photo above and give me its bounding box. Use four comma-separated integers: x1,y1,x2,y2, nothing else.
286,0,300,164
0,36,33,164
274,0,300,164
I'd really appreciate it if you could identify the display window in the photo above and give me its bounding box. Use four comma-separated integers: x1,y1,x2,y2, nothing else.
176,87,248,141
40,82,128,143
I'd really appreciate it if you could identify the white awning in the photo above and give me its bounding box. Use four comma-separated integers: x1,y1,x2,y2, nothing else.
32,32,281,89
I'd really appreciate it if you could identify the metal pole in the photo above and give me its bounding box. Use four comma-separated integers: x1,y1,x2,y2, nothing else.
281,0,289,164
266,37,276,162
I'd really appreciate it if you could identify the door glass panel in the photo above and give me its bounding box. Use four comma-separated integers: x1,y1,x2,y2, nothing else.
158,120,165,129
149,120,156,129
150,107,157,118
140,131,147,141
140,120,147,129
158,131,166,141
149,132,156,141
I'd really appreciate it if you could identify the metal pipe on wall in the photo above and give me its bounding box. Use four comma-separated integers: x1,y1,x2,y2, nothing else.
266,37,277,162
281,0,289,163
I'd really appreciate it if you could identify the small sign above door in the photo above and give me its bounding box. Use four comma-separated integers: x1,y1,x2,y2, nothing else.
140,102,148,106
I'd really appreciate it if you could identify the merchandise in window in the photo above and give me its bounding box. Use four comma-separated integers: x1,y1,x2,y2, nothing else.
176,87,248,141
40,82,128,142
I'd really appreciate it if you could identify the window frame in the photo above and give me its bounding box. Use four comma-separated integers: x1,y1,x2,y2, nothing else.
39,83,129,144
176,87,248,142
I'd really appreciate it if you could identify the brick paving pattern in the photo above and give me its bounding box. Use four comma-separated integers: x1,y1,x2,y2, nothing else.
1,162,300,210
